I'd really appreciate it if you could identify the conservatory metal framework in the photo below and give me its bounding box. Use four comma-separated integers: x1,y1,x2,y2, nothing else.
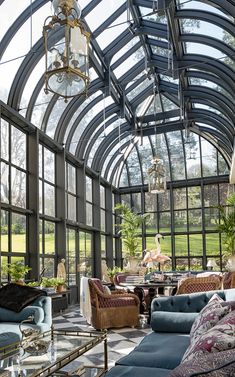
0,0,234,290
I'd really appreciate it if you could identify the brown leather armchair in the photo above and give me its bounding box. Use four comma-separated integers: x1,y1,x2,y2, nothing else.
88,278,140,330
176,275,222,295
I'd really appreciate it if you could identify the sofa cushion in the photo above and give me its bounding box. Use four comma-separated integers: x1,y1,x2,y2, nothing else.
105,365,170,377
182,314,235,362
190,294,230,344
151,312,198,333
116,332,190,370
0,305,44,324
0,284,47,313
168,349,235,377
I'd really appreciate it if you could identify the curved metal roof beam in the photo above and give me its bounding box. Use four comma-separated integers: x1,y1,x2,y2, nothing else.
65,93,104,150
190,98,233,125
76,103,120,159
55,80,104,144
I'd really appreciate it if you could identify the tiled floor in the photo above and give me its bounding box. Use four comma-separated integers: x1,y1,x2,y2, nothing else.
53,308,151,370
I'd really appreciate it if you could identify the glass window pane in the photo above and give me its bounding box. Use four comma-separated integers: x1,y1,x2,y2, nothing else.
159,212,171,233
11,126,26,169
175,235,188,256
176,258,189,271
86,176,92,202
188,209,202,231
44,221,55,254
42,259,55,278
174,188,187,209
132,193,141,212
204,208,219,230
44,148,55,183
67,163,76,194
67,194,77,221
12,213,26,252
100,185,105,208
1,119,9,160
11,167,26,208
145,193,157,212
1,210,8,252
204,185,218,207
190,258,203,271
174,210,187,232
145,213,158,233
1,162,9,203
189,234,203,256
44,183,55,216
86,203,93,226
158,191,170,211
187,187,201,208
206,234,220,256
101,209,106,232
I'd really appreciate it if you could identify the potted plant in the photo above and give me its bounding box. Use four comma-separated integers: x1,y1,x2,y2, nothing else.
217,193,235,270
3,261,31,284
107,266,123,284
41,277,66,292
114,203,149,272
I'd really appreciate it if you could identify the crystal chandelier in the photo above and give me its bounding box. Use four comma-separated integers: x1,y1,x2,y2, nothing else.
43,0,90,101
147,156,166,194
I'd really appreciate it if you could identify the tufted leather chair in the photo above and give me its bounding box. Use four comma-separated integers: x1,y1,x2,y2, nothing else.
176,275,222,295
88,278,140,330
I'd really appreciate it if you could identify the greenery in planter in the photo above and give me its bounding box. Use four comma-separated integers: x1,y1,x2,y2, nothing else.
107,266,124,279
114,203,150,257
217,193,235,260
41,277,66,289
3,261,31,282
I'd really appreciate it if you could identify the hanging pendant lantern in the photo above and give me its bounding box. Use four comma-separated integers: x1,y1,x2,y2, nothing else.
147,156,166,194
43,0,90,101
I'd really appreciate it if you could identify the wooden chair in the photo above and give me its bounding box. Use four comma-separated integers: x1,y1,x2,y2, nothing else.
176,275,222,295
222,272,235,289
88,278,140,330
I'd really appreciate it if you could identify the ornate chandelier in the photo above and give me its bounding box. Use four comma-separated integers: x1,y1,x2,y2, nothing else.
147,156,166,194
43,0,90,101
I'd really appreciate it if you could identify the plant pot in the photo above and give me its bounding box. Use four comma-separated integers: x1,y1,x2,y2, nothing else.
56,285,64,293
127,257,140,273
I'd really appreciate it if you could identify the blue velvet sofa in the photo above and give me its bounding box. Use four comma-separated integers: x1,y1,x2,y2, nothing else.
105,288,235,377
0,296,52,350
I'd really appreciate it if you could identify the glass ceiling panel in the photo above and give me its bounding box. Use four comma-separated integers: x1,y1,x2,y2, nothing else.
1,19,31,62
20,57,44,111
0,57,24,103
161,95,178,111
193,103,230,121
184,133,201,179
64,89,101,143
0,0,31,41
139,7,167,24
177,0,233,21
184,42,235,70
151,45,169,57
127,77,153,102
180,19,234,48
201,137,217,177
86,116,125,166
46,98,72,139
69,95,114,154
96,11,128,51
167,131,186,181
113,47,145,79
31,90,54,129
111,36,140,65
126,147,142,186
137,137,153,186
188,77,233,102
145,94,162,116
85,0,126,32
160,74,179,84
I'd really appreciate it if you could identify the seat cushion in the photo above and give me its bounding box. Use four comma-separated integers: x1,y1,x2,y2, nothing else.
105,365,170,377
116,332,190,370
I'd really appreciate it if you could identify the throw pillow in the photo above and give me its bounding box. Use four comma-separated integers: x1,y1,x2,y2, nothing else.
182,317,235,362
103,285,111,295
221,300,235,311
190,294,230,344
168,349,235,377
0,283,47,313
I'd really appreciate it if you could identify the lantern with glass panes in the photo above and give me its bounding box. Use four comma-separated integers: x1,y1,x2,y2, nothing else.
147,156,166,194
43,0,90,101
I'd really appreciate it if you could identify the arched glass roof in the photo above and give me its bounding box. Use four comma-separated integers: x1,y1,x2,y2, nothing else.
0,0,234,187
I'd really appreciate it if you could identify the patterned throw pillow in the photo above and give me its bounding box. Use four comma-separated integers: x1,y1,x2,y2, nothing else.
168,349,235,377
182,311,235,362
190,294,230,344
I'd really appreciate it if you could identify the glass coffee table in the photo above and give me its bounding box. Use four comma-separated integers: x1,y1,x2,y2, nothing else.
0,329,108,377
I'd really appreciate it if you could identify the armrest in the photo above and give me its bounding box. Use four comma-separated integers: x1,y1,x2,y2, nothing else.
30,296,52,327
0,306,44,324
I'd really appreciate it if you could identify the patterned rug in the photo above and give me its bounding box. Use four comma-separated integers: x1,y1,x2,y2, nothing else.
53,307,151,370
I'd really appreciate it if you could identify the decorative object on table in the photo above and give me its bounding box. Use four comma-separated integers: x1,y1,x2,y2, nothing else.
217,193,235,270
57,258,67,281
114,203,149,272
142,233,171,272
19,315,50,356
2,261,31,284
106,266,123,284
206,259,218,271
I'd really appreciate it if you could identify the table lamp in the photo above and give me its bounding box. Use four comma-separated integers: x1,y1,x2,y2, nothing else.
206,259,217,271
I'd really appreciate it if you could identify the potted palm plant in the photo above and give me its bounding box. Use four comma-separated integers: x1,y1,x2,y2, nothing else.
114,203,149,272
217,193,235,270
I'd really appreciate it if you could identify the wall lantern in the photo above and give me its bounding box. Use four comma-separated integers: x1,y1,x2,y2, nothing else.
147,156,166,194
43,0,90,101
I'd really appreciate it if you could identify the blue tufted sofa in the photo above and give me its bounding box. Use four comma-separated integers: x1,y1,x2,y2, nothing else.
0,296,52,351
105,288,235,377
